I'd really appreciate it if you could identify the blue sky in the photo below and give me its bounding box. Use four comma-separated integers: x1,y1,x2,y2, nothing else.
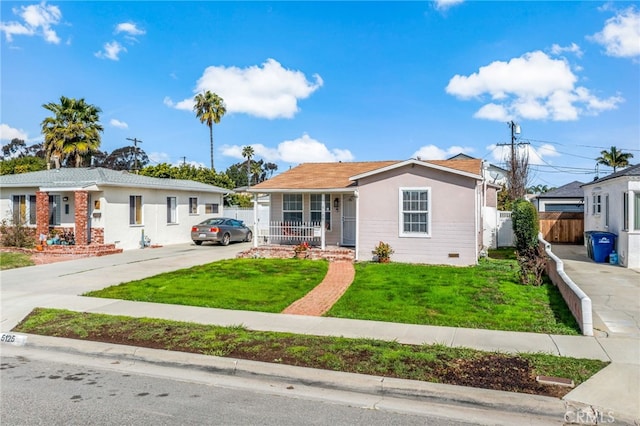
1,1,639,187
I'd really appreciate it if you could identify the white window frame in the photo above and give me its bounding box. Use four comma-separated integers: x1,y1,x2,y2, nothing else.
205,203,219,214
592,194,601,215
189,197,198,215
634,192,640,231
399,187,431,238
129,195,143,225
283,193,303,223
310,194,331,231
605,194,609,227
12,195,27,225
167,196,177,224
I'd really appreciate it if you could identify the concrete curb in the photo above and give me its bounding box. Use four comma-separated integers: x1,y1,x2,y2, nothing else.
20,334,569,421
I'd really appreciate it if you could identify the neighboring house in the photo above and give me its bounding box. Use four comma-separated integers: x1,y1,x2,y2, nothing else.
0,167,229,250
534,181,585,212
582,164,640,269
448,153,508,186
249,158,498,266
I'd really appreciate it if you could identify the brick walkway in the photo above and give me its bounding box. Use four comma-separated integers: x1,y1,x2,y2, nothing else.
282,261,355,316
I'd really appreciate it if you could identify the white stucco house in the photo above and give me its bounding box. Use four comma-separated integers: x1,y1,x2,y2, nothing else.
582,164,640,269
0,167,230,250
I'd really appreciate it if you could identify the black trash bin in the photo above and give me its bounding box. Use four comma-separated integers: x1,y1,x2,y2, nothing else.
589,232,616,263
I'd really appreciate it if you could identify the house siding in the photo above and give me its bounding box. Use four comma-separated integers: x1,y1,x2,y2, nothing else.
583,177,640,268
357,165,478,266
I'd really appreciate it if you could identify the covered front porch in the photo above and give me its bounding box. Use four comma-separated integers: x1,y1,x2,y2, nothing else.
251,191,359,251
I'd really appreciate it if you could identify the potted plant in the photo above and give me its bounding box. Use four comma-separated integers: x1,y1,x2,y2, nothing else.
372,241,394,263
293,241,310,259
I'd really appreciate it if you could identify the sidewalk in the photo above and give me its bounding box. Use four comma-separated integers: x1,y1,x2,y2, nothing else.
1,242,638,422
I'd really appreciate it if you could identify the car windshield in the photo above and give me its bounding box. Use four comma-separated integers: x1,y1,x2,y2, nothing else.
201,219,225,226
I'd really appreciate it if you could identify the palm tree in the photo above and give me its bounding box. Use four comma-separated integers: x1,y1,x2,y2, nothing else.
193,91,226,170
41,96,103,167
596,146,634,172
241,145,254,187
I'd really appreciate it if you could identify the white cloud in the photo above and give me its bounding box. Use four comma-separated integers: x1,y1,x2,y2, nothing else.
589,7,640,58
433,0,464,12
446,50,624,121
221,134,353,165
412,144,474,160
115,22,145,36
148,151,171,164
0,1,62,44
95,41,126,61
166,59,323,119
0,124,28,141
109,118,128,129
550,42,583,58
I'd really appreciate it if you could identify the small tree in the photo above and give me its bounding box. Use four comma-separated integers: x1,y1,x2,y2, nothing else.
511,199,545,285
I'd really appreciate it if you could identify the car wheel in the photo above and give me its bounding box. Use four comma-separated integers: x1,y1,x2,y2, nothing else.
194,241,203,246
245,231,253,242
221,233,230,246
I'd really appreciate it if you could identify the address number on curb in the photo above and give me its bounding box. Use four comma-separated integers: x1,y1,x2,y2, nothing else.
1,333,27,346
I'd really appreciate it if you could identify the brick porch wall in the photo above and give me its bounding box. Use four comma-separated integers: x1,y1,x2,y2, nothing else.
74,191,88,245
35,191,49,241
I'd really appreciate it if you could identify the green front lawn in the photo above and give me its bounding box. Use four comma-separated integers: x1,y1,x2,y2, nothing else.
84,258,328,313
84,255,579,335
0,252,35,270
326,258,579,334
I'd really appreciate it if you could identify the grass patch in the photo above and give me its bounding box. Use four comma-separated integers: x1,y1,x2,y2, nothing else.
14,308,607,398
326,257,580,335
84,258,328,313
0,251,34,270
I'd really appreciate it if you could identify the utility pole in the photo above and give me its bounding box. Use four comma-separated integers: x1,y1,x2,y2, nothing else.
126,137,143,173
181,156,187,166
497,121,529,201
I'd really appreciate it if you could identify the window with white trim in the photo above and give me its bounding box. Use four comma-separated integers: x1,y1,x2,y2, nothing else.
592,194,601,215
129,195,142,225
605,194,609,227
189,197,198,215
283,194,303,223
205,203,219,214
310,194,331,231
635,193,640,231
400,188,430,236
13,195,37,225
167,197,177,224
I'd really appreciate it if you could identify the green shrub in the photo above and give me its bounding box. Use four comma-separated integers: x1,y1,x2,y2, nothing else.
511,199,545,286
0,219,35,248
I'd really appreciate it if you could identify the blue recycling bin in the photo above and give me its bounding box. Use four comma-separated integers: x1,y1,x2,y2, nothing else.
589,232,616,263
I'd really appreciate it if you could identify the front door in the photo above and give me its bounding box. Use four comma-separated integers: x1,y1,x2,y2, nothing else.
342,194,356,246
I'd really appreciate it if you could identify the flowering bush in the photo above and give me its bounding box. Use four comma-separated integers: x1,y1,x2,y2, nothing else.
372,241,394,263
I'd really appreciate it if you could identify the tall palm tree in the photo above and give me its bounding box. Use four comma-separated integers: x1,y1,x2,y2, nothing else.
193,91,226,170
41,96,103,167
241,145,254,187
596,146,634,172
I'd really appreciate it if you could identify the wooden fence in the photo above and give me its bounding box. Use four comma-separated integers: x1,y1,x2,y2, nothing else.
539,212,584,244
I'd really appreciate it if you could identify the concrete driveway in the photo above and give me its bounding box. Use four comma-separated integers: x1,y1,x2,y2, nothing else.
0,242,249,331
548,244,640,338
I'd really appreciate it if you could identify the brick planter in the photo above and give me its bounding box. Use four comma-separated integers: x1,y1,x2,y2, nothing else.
237,245,354,262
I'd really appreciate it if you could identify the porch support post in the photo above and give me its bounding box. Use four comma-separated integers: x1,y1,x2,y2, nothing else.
252,193,258,248
320,195,326,250
354,190,359,261
35,191,49,240
74,191,89,245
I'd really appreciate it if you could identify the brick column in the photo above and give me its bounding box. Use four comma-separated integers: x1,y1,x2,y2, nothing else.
36,191,49,240
74,191,89,245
